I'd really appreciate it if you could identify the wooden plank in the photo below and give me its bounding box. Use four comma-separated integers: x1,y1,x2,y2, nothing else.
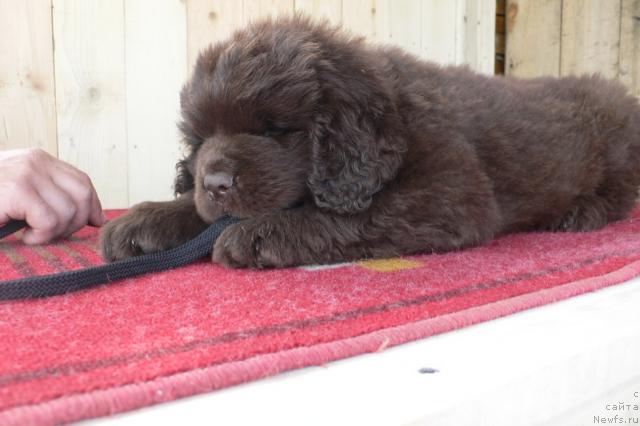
243,0,294,24
294,0,342,25
560,0,621,79
505,0,562,78
495,1,507,75
496,32,505,55
0,0,57,154
421,0,461,65
53,0,128,209
388,0,422,57
125,0,188,205
186,0,244,70
461,0,496,74
370,0,392,45
341,0,376,39
452,0,467,65
496,15,505,34
620,0,640,97
495,57,505,75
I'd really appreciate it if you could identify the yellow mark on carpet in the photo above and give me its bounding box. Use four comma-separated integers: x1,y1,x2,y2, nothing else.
357,258,423,272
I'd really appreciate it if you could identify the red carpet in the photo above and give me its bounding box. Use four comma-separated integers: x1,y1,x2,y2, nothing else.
1,208,640,424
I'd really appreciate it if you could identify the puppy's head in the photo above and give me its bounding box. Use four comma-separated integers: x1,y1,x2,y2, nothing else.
177,16,406,223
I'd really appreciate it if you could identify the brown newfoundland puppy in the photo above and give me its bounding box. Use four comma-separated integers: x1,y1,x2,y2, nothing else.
101,16,640,268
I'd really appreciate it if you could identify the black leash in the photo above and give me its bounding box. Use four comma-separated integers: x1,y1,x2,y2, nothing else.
0,216,238,301
0,220,27,239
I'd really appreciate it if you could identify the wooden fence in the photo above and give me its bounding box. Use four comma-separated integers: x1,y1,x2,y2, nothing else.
1,0,496,208
506,0,640,98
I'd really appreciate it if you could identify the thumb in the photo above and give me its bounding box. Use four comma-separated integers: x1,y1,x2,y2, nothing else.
88,189,107,227
0,212,9,227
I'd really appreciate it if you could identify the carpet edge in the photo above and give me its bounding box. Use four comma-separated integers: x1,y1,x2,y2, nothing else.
3,260,640,426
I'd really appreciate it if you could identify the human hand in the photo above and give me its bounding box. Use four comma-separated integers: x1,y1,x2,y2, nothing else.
0,148,105,244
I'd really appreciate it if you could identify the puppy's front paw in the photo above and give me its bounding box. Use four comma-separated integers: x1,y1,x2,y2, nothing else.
100,208,158,262
100,202,196,262
212,218,290,269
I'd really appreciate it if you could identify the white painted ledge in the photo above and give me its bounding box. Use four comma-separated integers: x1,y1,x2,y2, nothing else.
86,277,640,426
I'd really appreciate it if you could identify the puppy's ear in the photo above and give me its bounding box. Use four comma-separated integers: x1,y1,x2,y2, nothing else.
174,44,224,196
174,155,196,196
308,55,407,214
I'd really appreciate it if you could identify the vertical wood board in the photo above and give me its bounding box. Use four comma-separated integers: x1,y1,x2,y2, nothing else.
505,0,562,78
0,0,57,154
125,0,188,204
620,0,640,96
560,0,621,78
53,0,128,208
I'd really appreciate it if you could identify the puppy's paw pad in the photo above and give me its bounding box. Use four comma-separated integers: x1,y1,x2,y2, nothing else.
212,221,285,269
100,220,145,262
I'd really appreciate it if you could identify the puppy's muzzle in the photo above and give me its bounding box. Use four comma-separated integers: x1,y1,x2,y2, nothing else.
204,171,234,201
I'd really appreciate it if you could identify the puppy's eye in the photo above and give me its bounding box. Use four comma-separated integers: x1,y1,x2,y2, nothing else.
186,136,202,146
263,125,289,138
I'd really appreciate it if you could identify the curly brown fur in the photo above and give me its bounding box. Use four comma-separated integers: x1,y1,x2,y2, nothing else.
101,16,640,267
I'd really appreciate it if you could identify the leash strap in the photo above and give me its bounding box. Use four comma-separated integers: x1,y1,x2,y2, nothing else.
0,216,238,300
0,220,27,239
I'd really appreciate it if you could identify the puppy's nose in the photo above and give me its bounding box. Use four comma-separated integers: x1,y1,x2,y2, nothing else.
204,172,234,198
